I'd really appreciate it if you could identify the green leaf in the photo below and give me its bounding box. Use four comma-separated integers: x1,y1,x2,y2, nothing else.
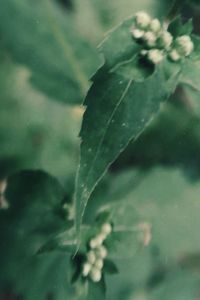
0,0,100,104
148,270,200,300
84,279,106,300
180,35,200,91
0,52,80,180
75,14,181,231
0,171,101,299
104,259,119,274
0,170,68,288
37,228,77,254
104,167,200,300
168,16,193,37
113,167,200,258
99,17,141,69
15,252,75,300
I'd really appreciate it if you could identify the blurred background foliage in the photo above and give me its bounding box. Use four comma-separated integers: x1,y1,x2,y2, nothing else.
1,0,200,299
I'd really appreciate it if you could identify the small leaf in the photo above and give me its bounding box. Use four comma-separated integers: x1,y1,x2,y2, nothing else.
168,16,193,37
104,259,119,274
99,17,141,69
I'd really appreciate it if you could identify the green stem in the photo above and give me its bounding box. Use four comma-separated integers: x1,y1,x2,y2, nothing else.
45,0,89,96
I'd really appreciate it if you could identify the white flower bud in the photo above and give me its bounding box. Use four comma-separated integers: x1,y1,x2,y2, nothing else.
90,234,105,248
135,11,151,29
168,49,181,62
90,267,102,282
101,223,112,236
143,31,157,47
87,251,96,264
0,196,9,210
158,31,173,49
82,262,92,277
131,28,144,39
96,245,108,259
94,259,104,270
0,180,7,195
147,49,164,64
96,234,106,245
176,35,194,56
149,19,161,32
89,238,98,249
140,49,148,56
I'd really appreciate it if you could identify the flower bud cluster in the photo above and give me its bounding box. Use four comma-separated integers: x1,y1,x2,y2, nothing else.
131,11,194,65
168,35,194,62
82,223,112,282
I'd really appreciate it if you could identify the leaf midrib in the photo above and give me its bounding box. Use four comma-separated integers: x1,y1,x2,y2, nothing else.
79,78,133,210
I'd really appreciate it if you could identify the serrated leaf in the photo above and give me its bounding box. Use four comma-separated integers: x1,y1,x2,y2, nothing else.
75,14,180,230
0,0,100,104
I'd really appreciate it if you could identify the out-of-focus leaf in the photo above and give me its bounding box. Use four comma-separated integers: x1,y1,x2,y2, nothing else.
103,167,200,299
0,53,80,181
0,170,68,288
108,167,200,258
57,0,74,10
148,270,200,300
0,170,101,300
15,252,75,300
0,0,101,104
